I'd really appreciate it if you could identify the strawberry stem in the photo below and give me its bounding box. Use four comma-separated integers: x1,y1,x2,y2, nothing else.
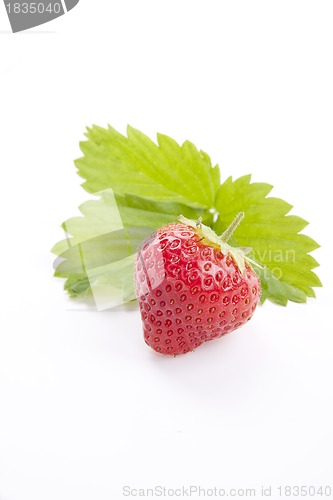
220,212,244,243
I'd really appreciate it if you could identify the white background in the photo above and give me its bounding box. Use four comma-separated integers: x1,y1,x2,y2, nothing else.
0,1,332,499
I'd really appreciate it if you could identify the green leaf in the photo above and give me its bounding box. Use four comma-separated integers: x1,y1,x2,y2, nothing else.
53,125,321,308
75,125,220,209
213,175,322,305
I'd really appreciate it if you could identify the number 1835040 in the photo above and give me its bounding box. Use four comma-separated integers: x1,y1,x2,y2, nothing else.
5,3,62,14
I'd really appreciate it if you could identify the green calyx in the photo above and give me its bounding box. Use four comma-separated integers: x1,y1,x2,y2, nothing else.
178,212,260,274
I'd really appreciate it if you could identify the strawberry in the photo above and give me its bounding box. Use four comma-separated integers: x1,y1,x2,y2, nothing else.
135,213,260,355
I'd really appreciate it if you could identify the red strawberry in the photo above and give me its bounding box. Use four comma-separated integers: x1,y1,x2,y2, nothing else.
135,213,260,355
